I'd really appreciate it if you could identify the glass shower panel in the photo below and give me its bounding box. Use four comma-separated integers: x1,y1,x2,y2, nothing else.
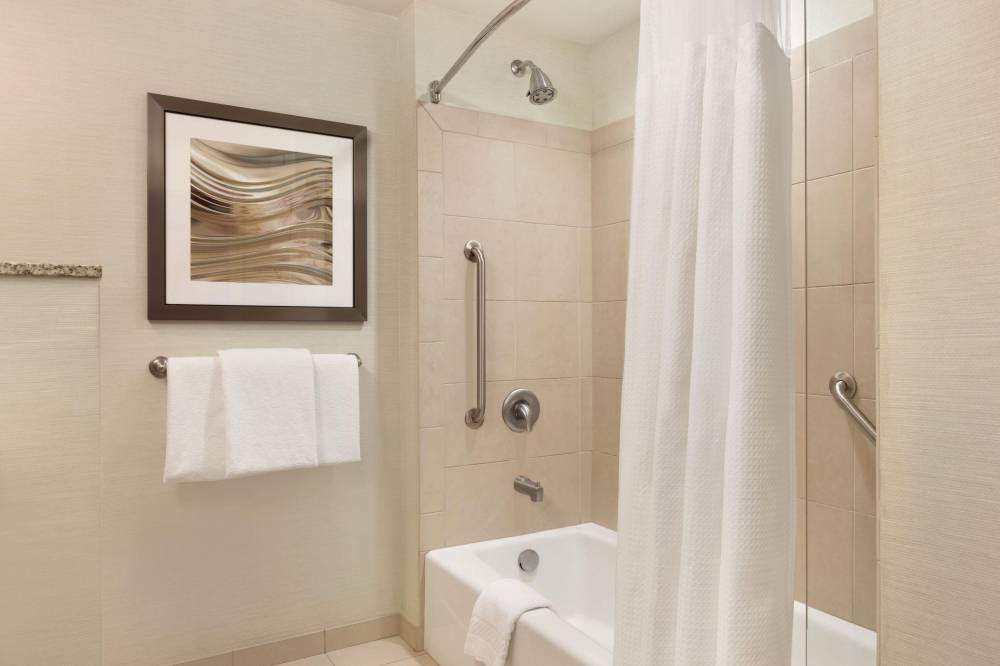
802,0,878,663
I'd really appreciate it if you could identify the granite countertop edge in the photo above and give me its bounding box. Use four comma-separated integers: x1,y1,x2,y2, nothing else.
0,262,103,278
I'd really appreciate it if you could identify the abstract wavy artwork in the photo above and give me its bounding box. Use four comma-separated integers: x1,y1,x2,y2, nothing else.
189,138,333,285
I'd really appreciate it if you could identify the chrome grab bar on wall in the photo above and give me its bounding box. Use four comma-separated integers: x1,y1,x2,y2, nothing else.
464,240,486,429
829,371,877,443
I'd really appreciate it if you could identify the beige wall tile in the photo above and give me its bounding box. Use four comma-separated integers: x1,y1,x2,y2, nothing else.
443,381,518,467
853,399,877,516
807,60,853,180
580,451,593,521
853,513,877,630
417,106,442,172
442,133,515,219
806,286,853,395
514,143,591,226
853,284,876,399
516,223,581,301
442,216,522,301
419,512,445,551
423,103,479,134
794,288,806,394
579,228,593,302
796,394,806,499
419,428,445,513
326,615,401,652
522,378,582,458
441,299,517,384
418,257,443,342
417,171,443,257
807,395,854,510
326,636,416,666
592,140,633,226
516,302,580,379
790,45,805,80
232,632,324,666
592,222,630,302
478,112,546,145
591,453,619,529
853,50,877,169
806,502,854,621
806,173,853,286
592,301,626,379
795,499,806,602
806,16,874,73
593,377,622,455
853,167,877,284
546,125,591,154
444,461,518,545
792,77,805,184
578,302,593,377
791,183,805,288
419,342,446,428
517,453,582,532
580,378,594,452
591,117,634,153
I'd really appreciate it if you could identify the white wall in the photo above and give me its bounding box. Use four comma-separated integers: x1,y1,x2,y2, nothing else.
0,0,406,663
413,0,593,129
590,21,640,130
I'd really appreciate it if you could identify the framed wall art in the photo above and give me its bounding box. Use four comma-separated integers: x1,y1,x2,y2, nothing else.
147,93,366,321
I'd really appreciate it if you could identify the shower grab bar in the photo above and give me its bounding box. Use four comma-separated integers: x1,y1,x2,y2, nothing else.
147,352,361,378
464,240,486,429
829,371,877,443
428,0,533,103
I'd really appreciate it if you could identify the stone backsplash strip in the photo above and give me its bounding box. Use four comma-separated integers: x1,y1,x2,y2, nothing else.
0,261,102,278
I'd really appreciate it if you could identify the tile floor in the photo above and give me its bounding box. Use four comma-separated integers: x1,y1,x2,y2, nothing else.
277,637,438,666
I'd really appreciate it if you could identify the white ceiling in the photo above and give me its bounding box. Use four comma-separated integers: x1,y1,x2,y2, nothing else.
335,0,641,45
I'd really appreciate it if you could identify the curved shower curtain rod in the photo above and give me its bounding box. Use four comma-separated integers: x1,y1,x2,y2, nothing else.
427,0,534,104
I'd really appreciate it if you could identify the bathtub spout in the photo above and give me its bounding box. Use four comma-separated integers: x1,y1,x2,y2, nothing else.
514,475,544,502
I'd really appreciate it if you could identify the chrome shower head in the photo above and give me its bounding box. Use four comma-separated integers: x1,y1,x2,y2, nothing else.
511,59,557,105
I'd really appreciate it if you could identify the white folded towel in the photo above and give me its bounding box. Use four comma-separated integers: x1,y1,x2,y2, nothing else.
314,354,361,464
164,356,228,482
218,348,318,478
463,578,551,666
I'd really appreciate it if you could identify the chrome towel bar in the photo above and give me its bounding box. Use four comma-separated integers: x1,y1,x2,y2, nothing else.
464,240,486,429
148,352,361,378
829,371,876,443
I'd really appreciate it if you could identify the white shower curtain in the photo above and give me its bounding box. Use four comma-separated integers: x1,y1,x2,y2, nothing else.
615,1,794,664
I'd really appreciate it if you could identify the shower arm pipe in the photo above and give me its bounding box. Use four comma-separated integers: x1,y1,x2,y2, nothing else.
428,0,534,104
829,371,877,443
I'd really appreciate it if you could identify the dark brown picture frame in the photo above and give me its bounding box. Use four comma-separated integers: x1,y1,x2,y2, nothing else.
147,93,367,321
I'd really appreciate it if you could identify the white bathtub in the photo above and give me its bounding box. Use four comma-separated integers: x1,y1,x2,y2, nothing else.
424,523,875,666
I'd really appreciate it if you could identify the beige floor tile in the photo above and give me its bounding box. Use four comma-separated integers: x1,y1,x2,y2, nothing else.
385,656,436,666
327,637,415,666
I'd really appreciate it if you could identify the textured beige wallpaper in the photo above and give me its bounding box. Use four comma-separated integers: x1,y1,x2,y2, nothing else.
879,0,1000,663
0,1,406,664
